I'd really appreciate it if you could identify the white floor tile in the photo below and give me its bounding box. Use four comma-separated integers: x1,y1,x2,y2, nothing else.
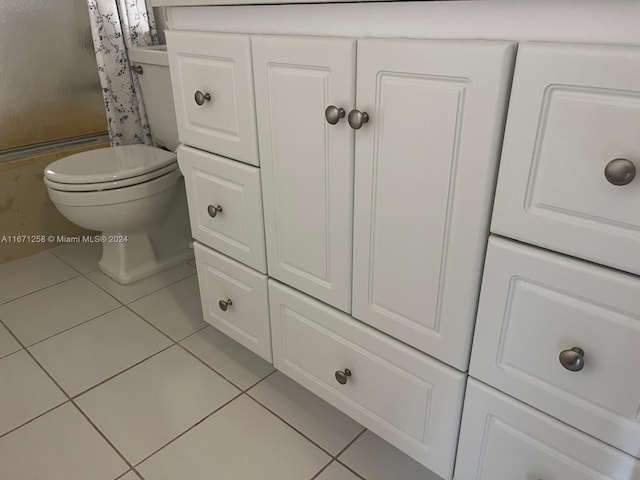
128,276,207,341
339,431,442,480
0,323,20,359
0,276,120,346
75,345,240,465
137,395,330,480
0,403,128,480
86,264,195,304
0,251,77,304
180,326,274,390
249,372,364,455
316,462,363,480
30,307,173,396
51,242,102,274
0,350,66,436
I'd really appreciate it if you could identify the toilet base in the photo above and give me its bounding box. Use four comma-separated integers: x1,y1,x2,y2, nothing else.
99,232,193,285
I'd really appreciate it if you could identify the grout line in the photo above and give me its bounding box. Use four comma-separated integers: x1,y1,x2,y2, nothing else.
23,304,123,349
81,265,195,307
48,245,100,276
0,272,81,307
123,305,179,345
334,427,367,459
335,459,368,480
244,392,336,459
0,397,69,441
132,391,244,468
172,340,251,393
69,343,175,400
0,317,136,472
309,459,335,480
242,367,277,392
120,271,197,306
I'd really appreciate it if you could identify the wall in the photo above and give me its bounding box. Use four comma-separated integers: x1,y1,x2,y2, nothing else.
0,141,108,263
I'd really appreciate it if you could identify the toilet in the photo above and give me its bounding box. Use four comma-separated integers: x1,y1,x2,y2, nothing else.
44,46,192,285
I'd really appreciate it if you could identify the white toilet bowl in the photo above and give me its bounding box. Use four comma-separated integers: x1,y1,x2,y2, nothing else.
45,145,193,284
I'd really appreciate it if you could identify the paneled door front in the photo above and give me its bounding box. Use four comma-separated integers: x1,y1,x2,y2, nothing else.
252,36,356,313
351,39,516,370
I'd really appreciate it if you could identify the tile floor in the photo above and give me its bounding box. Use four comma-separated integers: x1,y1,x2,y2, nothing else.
0,243,442,480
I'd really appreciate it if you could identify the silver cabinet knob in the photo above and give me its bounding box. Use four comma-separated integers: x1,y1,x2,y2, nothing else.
207,205,223,218
131,65,143,75
325,105,345,125
559,347,585,372
348,109,369,130
604,158,636,186
218,299,232,312
194,90,212,106
334,368,352,385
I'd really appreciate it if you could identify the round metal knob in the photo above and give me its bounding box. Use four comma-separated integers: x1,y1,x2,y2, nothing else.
131,65,143,75
559,347,585,372
334,368,352,385
604,158,636,186
194,90,212,106
218,299,232,312
207,205,223,218
347,109,369,130
325,105,345,125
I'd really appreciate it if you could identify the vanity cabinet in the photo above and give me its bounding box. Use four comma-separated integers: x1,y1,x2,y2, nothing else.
254,36,515,370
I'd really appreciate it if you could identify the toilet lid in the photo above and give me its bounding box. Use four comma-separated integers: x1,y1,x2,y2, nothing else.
44,145,177,184
44,163,179,192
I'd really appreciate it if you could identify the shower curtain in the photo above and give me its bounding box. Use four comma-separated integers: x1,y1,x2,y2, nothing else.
87,0,158,146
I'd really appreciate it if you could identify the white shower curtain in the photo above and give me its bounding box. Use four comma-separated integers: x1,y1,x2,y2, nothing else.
87,0,158,146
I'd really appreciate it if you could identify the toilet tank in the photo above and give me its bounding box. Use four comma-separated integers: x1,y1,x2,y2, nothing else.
129,45,179,151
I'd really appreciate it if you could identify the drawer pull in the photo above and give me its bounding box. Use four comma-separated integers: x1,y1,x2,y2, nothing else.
334,368,352,385
218,298,233,312
604,158,636,186
559,347,585,372
131,65,143,75
347,109,369,130
194,90,212,106
325,105,345,125
207,205,223,218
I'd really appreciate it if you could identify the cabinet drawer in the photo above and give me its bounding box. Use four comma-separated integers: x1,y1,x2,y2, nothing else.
470,236,640,457
194,242,271,362
269,280,465,479
456,379,640,480
178,145,266,273
492,42,640,275
167,31,259,165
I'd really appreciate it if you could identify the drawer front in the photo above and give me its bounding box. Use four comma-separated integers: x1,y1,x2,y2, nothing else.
194,242,271,362
167,31,259,165
178,145,266,273
492,42,640,275
455,379,640,480
269,279,465,479
470,236,640,457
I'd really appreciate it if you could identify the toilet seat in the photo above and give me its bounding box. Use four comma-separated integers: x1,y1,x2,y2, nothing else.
44,163,178,192
44,145,177,186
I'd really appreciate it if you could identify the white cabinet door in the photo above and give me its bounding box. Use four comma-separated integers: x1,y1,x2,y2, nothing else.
167,31,259,165
352,39,516,370
253,36,356,313
455,379,640,480
492,43,640,276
